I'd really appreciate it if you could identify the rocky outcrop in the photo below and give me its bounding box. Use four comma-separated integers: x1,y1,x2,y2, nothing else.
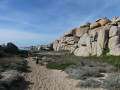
5,43,18,51
49,16,120,56
0,43,18,51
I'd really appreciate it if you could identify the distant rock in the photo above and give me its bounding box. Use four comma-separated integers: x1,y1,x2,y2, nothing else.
6,42,18,51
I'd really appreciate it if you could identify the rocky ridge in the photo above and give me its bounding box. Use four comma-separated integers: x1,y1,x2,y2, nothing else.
49,16,120,56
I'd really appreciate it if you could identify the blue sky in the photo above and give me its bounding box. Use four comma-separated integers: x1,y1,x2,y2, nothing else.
0,0,120,47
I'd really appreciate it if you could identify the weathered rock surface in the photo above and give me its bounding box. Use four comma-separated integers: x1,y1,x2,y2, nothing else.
92,42,97,56
81,22,91,27
74,46,89,57
48,16,120,56
108,36,120,49
97,29,109,56
76,27,89,37
90,22,101,29
86,36,92,54
109,26,120,37
98,18,111,26
78,33,88,46
90,31,98,42
65,28,76,36
109,48,120,56
53,40,59,51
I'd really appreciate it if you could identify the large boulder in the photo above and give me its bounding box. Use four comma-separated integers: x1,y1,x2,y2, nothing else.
76,27,89,37
97,29,109,56
70,44,78,53
90,32,98,42
115,17,120,22
64,28,76,36
37,45,43,50
65,36,75,42
108,36,120,49
59,35,66,43
78,33,88,46
96,19,101,22
74,48,79,55
98,18,111,26
67,41,75,45
90,22,101,29
109,26,120,37
81,22,91,27
53,40,59,51
92,42,97,55
88,24,112,35
109,48,120,56
0,44,6,50
74,46,89,57
111,16,118,22
5,42,18,51
86,36,92,54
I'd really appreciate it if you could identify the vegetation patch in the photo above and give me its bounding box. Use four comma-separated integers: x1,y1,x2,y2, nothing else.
46,61,76,70
104,73,120,88
76,79,107,88
0,75,24,90
0,57,27,72
0,50,29,58
65,65,105,80
9,59,27,72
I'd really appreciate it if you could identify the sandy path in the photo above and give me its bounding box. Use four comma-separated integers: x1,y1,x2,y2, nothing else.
21,57,106,90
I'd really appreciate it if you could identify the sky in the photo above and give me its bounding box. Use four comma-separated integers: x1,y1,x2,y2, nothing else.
0,0,120,47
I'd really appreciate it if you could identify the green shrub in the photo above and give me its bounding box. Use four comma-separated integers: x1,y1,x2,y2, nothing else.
46,61,76,70
101,46,110,56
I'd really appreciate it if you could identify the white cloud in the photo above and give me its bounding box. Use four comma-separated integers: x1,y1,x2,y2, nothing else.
0,29,61,46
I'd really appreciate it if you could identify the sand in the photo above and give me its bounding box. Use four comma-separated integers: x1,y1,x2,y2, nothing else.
20,57,107,90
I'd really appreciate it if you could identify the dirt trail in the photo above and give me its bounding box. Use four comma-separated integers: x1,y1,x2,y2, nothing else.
21,57,106,90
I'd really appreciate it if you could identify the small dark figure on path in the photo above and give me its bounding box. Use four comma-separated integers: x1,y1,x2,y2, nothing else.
36,57,39,64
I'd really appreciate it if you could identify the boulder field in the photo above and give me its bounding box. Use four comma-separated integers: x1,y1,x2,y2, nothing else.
49,16,120,56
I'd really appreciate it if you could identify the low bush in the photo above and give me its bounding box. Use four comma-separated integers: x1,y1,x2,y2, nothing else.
9,59,27,72
86,55,120,69
105,74,120,88
0,75,24,90
65,66,104,80
0,50,29,58
0,57,27,72
76,79,107,88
